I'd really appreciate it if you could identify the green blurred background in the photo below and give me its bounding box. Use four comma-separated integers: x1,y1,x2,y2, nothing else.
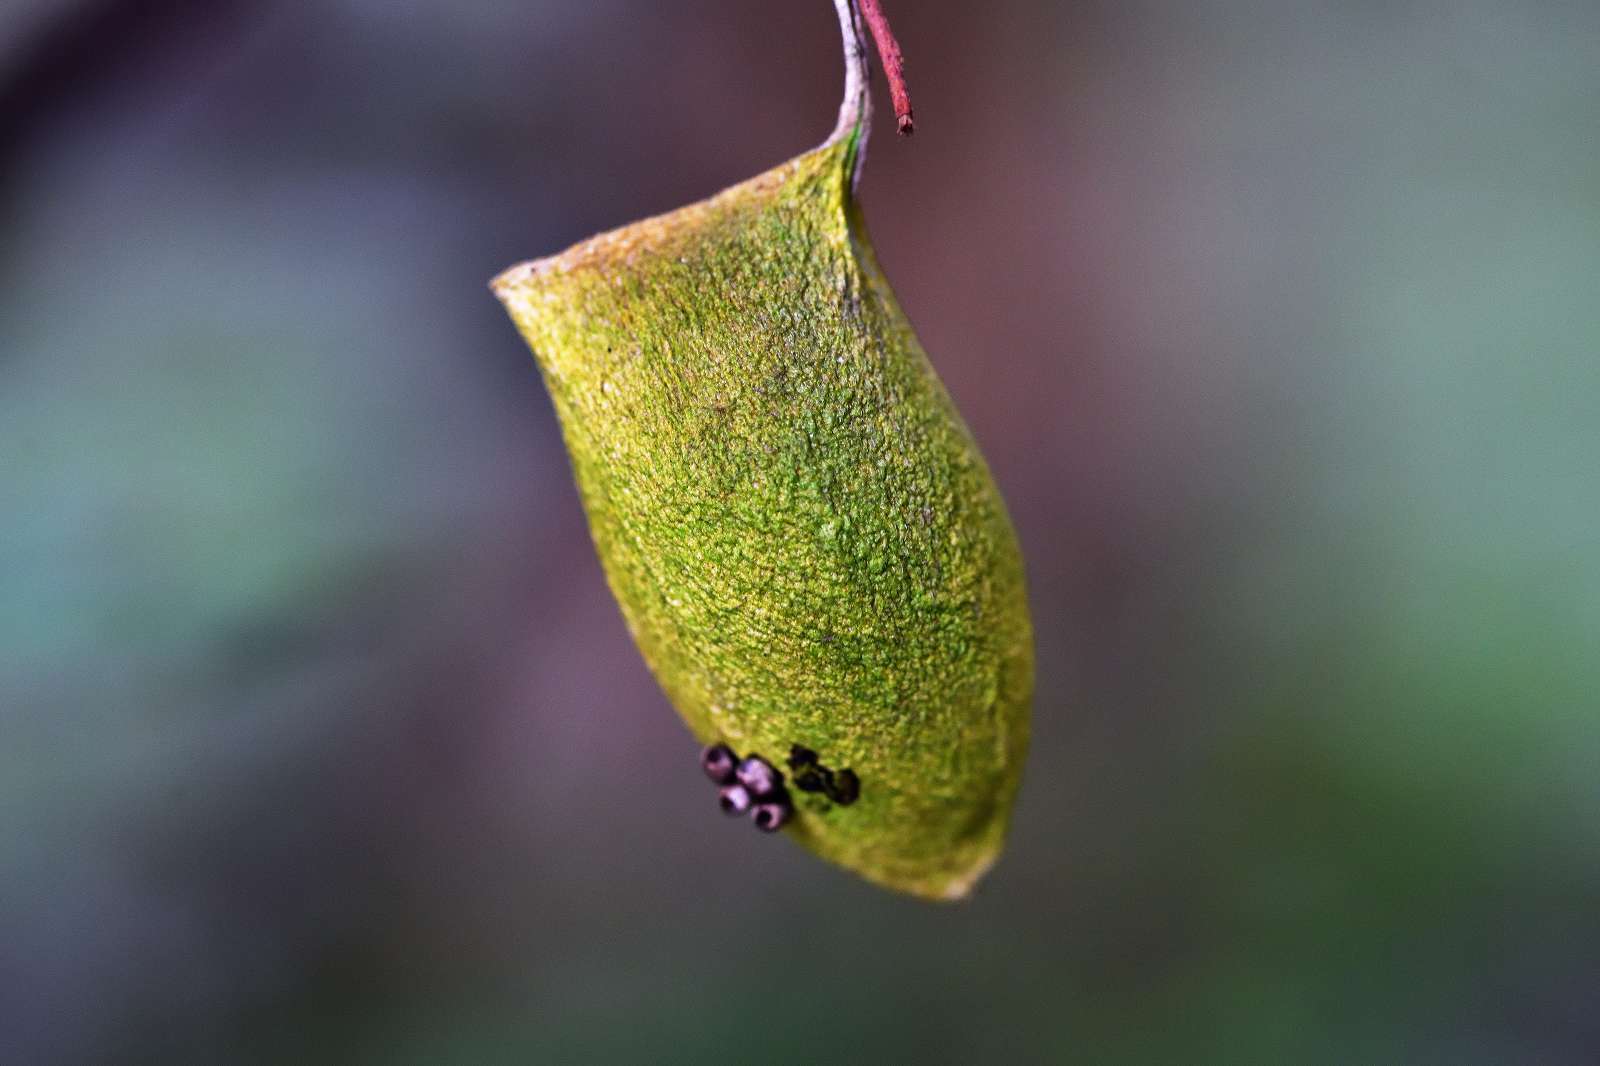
3,2,1597,1063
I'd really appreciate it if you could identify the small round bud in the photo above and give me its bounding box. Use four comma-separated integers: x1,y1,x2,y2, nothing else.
736,755,782,798
718,784,752,815
750,800,791,833
701,743,738,784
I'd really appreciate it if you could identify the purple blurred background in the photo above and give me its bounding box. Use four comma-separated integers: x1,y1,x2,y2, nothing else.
3,2,1598,1062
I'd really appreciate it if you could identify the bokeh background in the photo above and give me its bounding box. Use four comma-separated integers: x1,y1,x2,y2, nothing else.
4,1,1598,1062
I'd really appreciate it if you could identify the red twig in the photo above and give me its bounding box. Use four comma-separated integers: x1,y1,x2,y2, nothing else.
857,0,914,135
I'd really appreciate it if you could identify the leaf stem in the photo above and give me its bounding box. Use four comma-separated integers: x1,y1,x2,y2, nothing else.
857,0,914,136
829,0,871,147
827,0,915,186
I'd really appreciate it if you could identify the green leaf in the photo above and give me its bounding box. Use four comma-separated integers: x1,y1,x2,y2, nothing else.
491,2,1031,900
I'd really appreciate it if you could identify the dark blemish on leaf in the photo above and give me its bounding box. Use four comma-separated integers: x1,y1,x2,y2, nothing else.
784,743,860,808
829,768,860,806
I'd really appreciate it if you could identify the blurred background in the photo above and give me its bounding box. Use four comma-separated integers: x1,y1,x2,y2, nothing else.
3,1,1597,1062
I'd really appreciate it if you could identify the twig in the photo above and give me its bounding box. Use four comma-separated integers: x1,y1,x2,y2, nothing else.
857,0,914,135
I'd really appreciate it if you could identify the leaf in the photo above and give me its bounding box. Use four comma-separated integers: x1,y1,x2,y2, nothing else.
492,0,1031,900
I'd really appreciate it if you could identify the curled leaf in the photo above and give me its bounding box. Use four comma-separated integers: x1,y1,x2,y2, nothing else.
492,0,1032,900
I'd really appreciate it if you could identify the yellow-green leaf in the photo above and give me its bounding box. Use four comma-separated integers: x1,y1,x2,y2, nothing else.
492,0,1032,900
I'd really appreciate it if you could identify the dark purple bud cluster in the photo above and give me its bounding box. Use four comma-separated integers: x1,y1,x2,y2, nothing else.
786,745,860,806
700,743,791,832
